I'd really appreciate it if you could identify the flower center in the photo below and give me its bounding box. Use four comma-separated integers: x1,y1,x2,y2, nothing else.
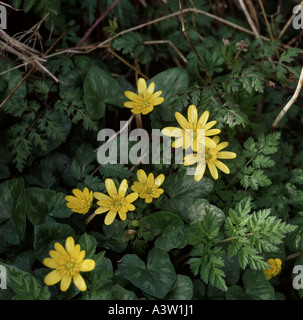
66,261,74,270
146,188,153,195
114,200,122,207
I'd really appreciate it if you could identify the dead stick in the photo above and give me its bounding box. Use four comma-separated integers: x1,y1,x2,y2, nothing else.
272,66,303,132
178,0,224,105
76,0,121,48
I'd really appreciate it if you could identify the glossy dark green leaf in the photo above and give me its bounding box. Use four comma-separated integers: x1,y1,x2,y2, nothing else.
118,247,176,298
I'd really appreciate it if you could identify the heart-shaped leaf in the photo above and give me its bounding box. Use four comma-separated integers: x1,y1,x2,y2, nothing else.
118,247,176,298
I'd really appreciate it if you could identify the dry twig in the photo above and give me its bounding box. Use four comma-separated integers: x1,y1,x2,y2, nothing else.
271,66,303,132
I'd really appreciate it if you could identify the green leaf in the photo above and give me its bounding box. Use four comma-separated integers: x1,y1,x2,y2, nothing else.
149,68,189,124
164,275,193,300
26,188,72,226
0,178,26,244
83,67,125,120
101,284,138,300
242,269,275,300
4,264,50,300
141,211,188,251
163,170,214,199
79,233,97,259
34,221,75,262
118,247,176,298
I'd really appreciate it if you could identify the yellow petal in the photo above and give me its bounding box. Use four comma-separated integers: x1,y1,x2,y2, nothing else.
145,196,153,204
105,179,117,197
71,244,81,260
125,91,139,101
175,112,189,130
137,169,147,184
207,160,219,180
151,97,164,106
79,259,95,272
131,181,145,193
126,203,136,211
118,208,127,221
93,192,112,202
60,275,72,292
43,258,57,269
131,108,143,114
137,78,147,95
205,137,217,149
125,192,139,203
215,142,229,152
65,195,77,202
217,151,237,159
147,173,155,186
205,129,221,137
212,136,220,145
203,120,217,131
184,153,199,166
83,188,89,197
194,162,206,181
152,90,163,98
54,242,67,257
44,270,61,286
142,106,154,114
65,237,75,256
124,101,136,108
49,250,64,263
214,160,230,174
161,127,183,137
147,82,155,94
154,174,165,188
197,110,209,127
153,189,164,198
188,105,198,126
172,137,184,149
118,179,128,198
72,189,83,198
104,210,117,225
73,273,87,291
95,206,110,214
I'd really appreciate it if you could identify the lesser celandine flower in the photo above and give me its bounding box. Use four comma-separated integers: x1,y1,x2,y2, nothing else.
65,187,93,214
43,236,95,292
124,78,164,115
184,136,236,181
131,169,165,204
161,105,221,151
94,179,138,225
263,258,282,280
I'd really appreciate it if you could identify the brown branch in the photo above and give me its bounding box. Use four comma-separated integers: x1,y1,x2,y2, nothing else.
75,0,121,48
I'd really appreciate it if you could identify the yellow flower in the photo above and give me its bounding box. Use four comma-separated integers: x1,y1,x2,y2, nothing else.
43,236,95,292
161,105,221,151
65,187,93,215
94,179,138,225
124,78,164,115
183,136,236,181
263,258,282,280
131,169,165,204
